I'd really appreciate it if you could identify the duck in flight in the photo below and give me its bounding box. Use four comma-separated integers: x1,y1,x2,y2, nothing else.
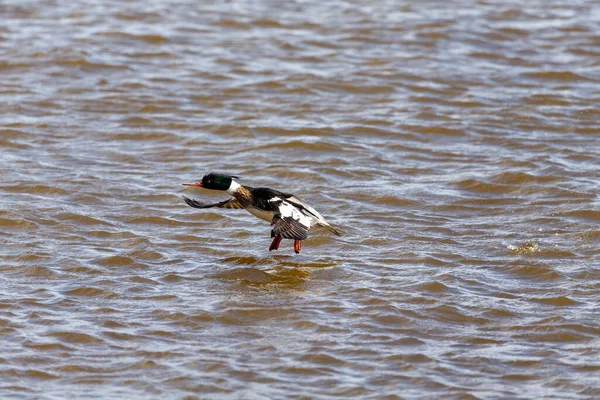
182,172,341,254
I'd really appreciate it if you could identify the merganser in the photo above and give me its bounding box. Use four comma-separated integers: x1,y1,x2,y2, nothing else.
182,172,341,254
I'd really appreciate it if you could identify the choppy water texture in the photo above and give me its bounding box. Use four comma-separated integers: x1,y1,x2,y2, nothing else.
1,0,600,398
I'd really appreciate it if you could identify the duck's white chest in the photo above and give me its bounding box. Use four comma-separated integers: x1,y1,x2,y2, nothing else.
246,207,275,223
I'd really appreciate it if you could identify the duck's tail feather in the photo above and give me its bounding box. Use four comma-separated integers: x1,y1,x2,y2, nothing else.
320,223,342,236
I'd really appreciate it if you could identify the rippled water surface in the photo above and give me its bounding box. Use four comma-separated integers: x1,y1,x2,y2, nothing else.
1,0,600,398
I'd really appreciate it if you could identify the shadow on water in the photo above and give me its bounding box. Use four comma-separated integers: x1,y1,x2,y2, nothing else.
211,255,338,287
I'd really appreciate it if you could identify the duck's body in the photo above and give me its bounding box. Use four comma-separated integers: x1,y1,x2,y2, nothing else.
182,173,341,254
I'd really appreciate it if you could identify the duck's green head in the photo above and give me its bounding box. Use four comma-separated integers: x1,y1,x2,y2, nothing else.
183,172,239,191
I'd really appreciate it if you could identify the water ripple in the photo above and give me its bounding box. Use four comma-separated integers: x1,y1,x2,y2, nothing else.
1,0,599,398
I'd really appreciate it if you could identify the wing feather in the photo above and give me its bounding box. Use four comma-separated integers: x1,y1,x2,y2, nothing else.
182,195,244,210
271,215,309,240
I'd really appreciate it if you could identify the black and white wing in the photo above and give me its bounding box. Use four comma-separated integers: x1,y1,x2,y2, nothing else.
270,200,313,240
285,196,326,221
182,195,244,210
285,196,342,236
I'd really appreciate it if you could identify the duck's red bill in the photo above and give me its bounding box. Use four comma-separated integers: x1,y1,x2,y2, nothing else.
183,182,203,187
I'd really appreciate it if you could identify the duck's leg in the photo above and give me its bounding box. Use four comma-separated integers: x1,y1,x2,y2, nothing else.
269,235,282,251
293,239,302,254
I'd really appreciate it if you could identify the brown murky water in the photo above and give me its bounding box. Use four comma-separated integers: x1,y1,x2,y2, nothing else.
1,0,599,398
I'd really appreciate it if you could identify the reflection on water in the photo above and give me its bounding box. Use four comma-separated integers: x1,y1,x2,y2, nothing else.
1,0,600,398
214,256,337,286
